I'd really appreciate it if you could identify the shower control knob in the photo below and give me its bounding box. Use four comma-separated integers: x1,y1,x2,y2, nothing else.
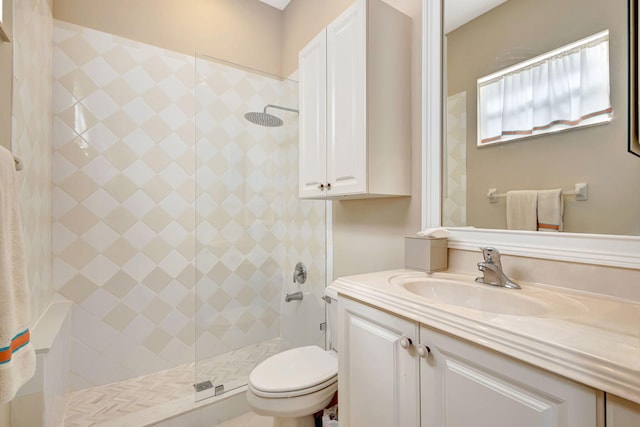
416,344,431,358
399,336,413,349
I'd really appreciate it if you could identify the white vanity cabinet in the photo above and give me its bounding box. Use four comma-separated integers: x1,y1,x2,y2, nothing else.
338,297,420,427
420,325,603,427
338,297,603,427
606,395,640,426
298,0,411,199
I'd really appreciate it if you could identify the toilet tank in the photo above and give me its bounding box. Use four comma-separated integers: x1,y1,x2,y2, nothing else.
324,288,339,353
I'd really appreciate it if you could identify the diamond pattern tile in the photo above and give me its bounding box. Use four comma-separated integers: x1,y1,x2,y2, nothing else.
51,21,196,389
443,91,468,228
53,21,327,395
12,0,54,323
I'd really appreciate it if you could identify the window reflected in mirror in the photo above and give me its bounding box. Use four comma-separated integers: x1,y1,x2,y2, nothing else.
477,30,612,146
442,0,640,236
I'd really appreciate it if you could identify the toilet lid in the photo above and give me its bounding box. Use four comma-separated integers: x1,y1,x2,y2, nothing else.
249,345,338,394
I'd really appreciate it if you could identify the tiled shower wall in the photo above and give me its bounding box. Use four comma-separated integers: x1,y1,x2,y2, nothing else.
13,0,54,323
443,91,467,228
193,58,289,365
193,58,326,374
53,21,197,390
53,21,326,391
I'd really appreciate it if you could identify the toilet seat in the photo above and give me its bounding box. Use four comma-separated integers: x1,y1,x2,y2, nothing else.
249,375,337,398
248,345,338,398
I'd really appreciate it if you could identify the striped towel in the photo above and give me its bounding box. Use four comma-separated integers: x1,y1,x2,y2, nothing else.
0,146,35,403
537,189,564,232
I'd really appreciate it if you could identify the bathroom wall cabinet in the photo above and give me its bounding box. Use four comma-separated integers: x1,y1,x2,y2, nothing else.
338,298,603,427
298,0,411,200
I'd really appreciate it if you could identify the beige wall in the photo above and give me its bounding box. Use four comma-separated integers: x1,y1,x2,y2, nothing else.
53,0,284,77
447,0,640,235
0,0,12,150
0,402,8,426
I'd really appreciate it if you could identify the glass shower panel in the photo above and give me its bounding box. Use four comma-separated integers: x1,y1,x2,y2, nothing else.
194,54,326,401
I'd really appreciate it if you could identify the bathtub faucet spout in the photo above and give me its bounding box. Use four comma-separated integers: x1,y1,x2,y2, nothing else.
285,291,304,302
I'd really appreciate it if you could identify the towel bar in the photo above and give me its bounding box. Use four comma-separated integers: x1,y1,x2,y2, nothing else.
487,183,588,203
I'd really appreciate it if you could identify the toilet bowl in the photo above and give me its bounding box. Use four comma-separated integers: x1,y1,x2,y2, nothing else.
247,345,338,427
247,290,339,427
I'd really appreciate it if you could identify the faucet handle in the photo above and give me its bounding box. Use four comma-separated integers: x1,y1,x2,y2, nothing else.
479,247,500,263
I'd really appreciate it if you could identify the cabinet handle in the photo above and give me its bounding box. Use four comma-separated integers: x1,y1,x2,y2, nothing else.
416,344,431,358
318,183,325,190
326,182,332,190
399,336,413,349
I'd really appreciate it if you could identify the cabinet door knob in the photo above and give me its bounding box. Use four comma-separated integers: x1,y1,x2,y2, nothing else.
417,344,431,358
399,336,413,349
318,183,325,190
326,182,332,190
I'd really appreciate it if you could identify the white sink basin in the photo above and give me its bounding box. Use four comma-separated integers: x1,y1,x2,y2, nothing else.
395,277,550,316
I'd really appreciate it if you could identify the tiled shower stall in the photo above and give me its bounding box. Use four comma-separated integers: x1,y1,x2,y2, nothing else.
50,20,327,424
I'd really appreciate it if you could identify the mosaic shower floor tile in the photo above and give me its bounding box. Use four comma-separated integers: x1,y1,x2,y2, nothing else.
63,338,288,426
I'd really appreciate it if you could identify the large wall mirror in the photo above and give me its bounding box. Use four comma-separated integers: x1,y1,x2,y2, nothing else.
422,0,640,268
0,0,8,42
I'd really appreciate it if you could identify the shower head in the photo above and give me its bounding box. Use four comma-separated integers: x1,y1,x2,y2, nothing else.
244,104,299,127
244,111,284,127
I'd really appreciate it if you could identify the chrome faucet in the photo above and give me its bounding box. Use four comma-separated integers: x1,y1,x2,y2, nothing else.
475,247,521,289
285,291,304,302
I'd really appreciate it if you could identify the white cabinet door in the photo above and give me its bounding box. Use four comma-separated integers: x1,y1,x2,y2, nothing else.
326,0,367,196
606,394,640,426
338,298,420,427
420,326,602,427
298,29,327,198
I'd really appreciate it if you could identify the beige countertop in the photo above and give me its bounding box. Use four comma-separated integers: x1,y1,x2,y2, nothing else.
329,269,640,404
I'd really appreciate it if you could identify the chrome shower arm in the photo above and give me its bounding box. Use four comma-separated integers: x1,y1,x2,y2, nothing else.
264,104,299,114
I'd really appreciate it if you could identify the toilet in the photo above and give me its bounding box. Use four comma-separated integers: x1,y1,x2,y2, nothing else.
246,292,338,427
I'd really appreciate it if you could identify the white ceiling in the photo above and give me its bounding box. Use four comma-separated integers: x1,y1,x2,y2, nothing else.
445,0,508,34
258,0,291,10
256,0,505,34
257,0,418,15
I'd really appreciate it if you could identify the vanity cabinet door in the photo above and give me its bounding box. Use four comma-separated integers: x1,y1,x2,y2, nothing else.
420,326,603,427
606,394,640,426
338,298,420,427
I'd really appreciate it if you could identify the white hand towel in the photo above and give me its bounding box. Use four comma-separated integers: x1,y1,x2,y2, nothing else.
537,189,563,232
506,190,538,231
416,227,449,238
0,146,35,403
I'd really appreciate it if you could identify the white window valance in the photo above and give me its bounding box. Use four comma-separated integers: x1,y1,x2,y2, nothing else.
477,30,611,146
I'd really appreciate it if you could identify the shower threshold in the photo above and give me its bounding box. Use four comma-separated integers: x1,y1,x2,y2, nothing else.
63,338,289,426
